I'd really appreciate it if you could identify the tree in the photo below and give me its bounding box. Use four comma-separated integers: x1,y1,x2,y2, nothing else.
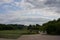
42,18,60,35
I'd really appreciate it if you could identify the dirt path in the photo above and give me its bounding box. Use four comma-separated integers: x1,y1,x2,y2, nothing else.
0,38,16,40
0,34,60,40
17,34,60,40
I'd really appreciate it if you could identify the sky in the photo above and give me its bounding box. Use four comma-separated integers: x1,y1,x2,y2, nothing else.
0,0,60,25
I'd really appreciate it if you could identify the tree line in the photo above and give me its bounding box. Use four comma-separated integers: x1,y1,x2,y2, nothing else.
0,24,27,30
0,18,60,35
0,24,41,30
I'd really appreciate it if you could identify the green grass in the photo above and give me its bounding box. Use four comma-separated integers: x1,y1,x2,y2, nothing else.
0,30,39,39
0,30,29,39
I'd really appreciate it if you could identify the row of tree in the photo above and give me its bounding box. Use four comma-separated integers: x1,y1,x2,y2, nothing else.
0,24,27,30
0,24,41,30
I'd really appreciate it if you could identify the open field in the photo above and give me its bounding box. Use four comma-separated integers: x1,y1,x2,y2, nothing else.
0,30,28,39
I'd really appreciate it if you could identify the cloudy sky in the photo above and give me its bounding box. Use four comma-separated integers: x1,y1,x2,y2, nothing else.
0,0,60,25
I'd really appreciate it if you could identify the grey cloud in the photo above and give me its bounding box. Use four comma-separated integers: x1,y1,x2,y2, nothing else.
0,0,60,25
26,0,60,13
44,0,60,13
7,18,50,25
0,13,50,24
1,0,60,13
45,0,60,7
11,18,50,22
26,0,46,8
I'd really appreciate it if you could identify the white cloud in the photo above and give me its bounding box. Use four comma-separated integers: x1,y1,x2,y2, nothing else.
0,8,60,24
12,0,60,14
0,0,13,3
0,0,60,25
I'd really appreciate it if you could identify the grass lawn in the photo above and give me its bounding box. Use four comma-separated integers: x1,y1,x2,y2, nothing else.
0,30,29,39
